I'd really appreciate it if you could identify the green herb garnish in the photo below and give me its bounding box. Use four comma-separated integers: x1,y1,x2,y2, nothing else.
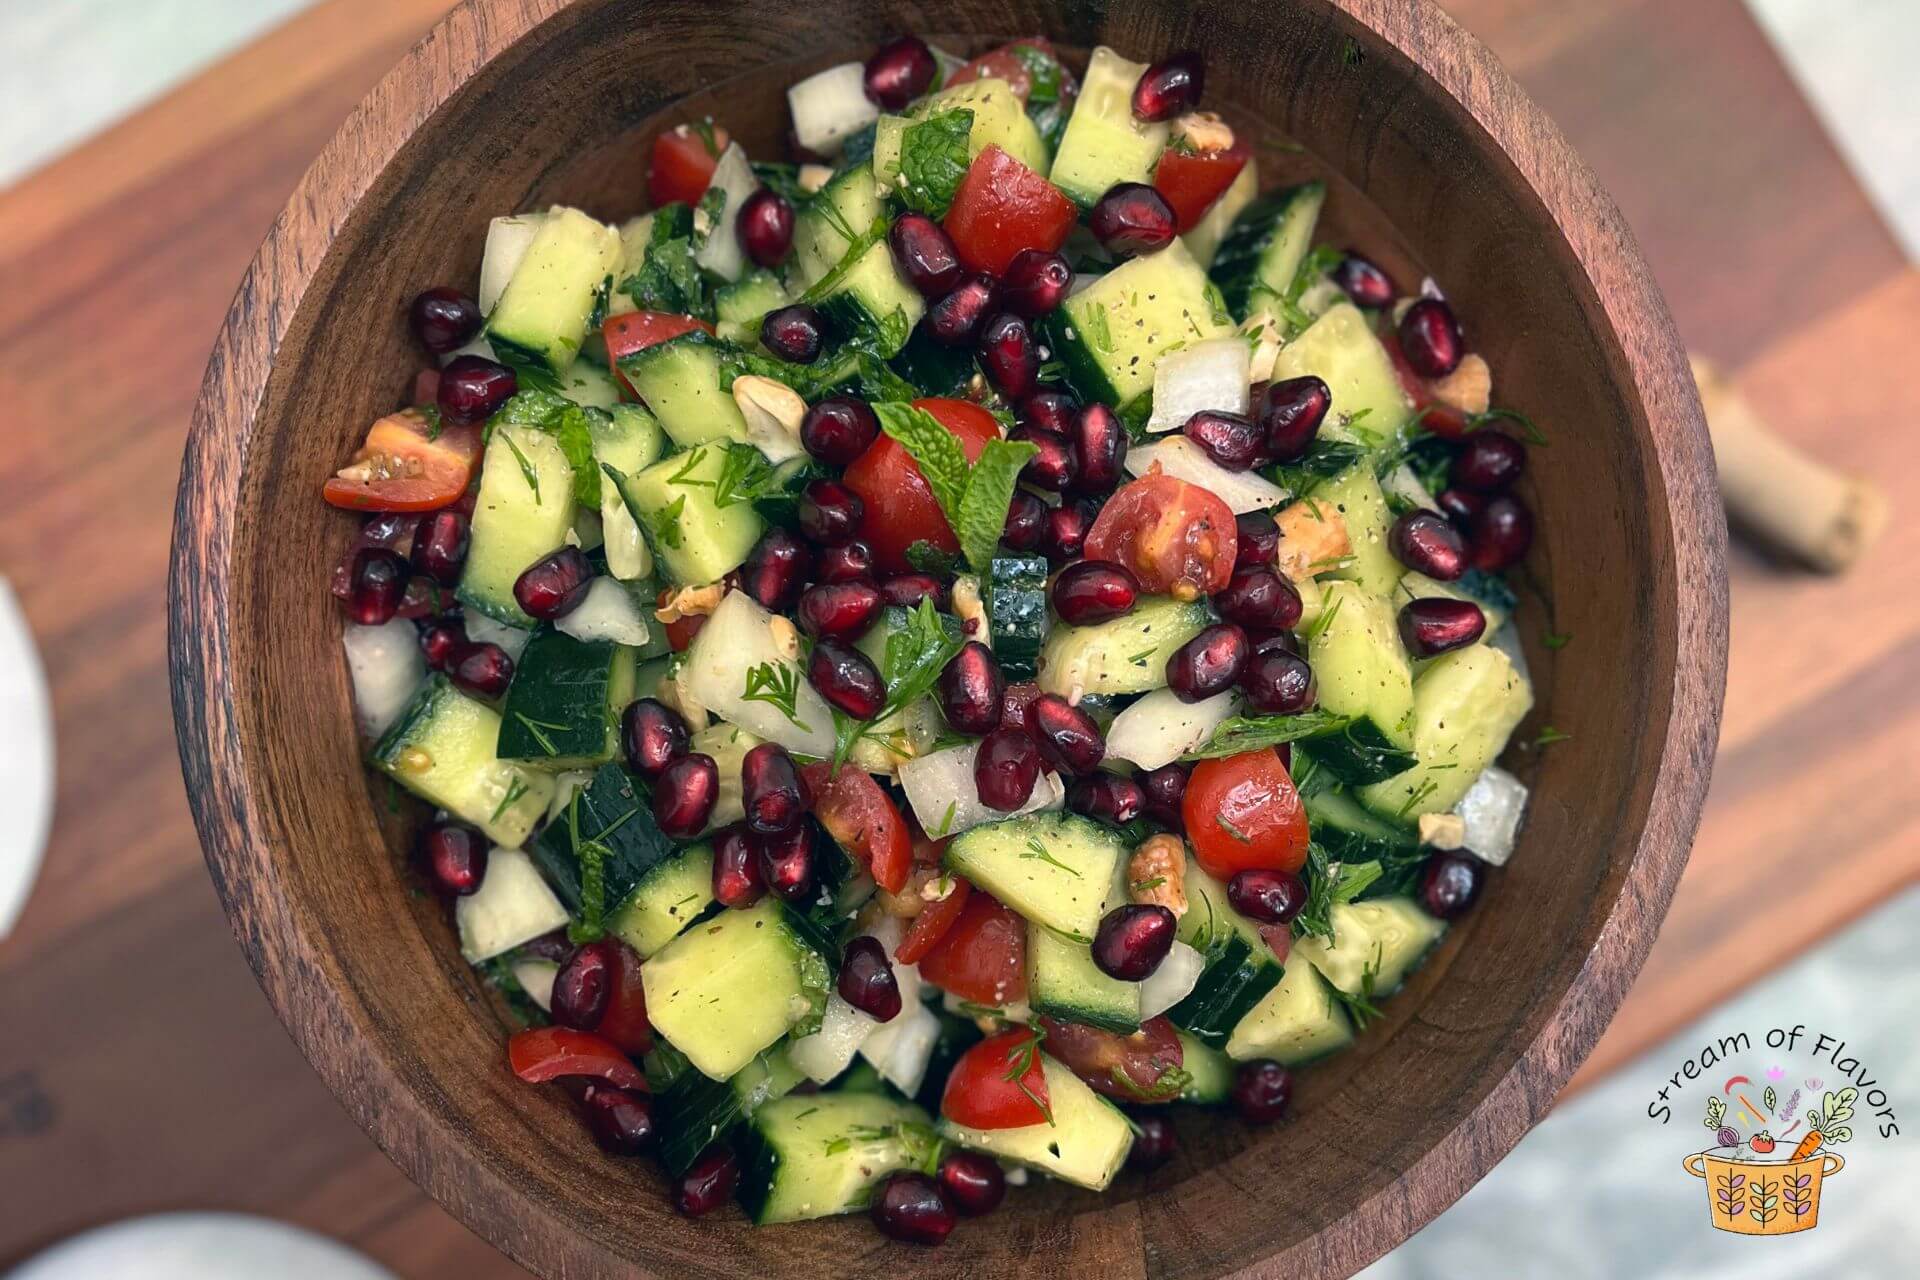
742,661,813,733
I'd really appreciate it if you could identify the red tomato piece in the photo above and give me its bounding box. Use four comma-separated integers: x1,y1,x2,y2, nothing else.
322,410,480,513
604,311,715,397
1037,1015,1186,1102
943,145,1078,277
944,37,1059,100
1384,332,1469,439
1083,473,1237,597
842,397,1002,573
1155,135,1252,234
896,875,972,965
800,762,914,893
647,122,730,208
507,1027,648,1091
916,888,1027,1007
940,1028,1051,1129
1183,749,1310,879
594,941,654,1057
655,588,709,651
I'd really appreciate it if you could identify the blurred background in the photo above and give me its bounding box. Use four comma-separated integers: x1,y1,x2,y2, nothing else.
0,1,1913,1276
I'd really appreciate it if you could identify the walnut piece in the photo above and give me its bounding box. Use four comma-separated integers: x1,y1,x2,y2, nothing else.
1127,834,1188,917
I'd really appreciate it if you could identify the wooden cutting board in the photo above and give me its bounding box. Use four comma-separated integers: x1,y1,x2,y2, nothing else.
0,1,1912,1274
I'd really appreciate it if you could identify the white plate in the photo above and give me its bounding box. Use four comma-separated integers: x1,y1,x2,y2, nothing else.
0,577,53,940
7,1213,397,1280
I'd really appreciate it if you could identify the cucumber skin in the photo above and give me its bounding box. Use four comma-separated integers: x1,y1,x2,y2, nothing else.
1299,720,1419,787
986,556,1050,681
1165,934,1284,1049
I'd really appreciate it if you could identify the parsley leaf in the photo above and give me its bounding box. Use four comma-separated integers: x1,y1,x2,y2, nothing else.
488,389,602,507
1182,710,1352,760
897,108,974,217
617,205,711,318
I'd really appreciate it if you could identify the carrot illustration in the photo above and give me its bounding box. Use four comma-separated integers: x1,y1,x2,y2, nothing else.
1791,1131,1823,1162
1735,1091,1769,1123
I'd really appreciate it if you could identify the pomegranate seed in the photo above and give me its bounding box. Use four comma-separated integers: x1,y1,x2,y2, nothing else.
1165,623,1249,702
1000,249,1073,317
881,574,945,610
1185,409,1262,470
1132,50,1204,122
711,826,766,908
1044,499,1099,564
396,577,452,621
974,726,1041,811
978,312,1040,400
1451,432,1526,492
1140,763,1189,826
741,742,810,836
1258,376,1332,463
1227,869,1308,924
652,753,719,837
808,639,885,718
796,580,883,639
513,547,594,620
888,213,965,298
760,304,824,363
551,940,613,1030
1129,1112,1178,1169
331,512,420,600
1010,425,1077,492
1092,903,1176,980
419,618,465,670
736,189,795,268
740,528,812,611
1067,403,1128,496
1388,511,1468,581
673,1146,740,1217
622,697,690,778
437,354,517,426
797,480,864,546
815,541,875,584
1232,1060,1293,1124
801,396,880,465
1088,183,1177,257
838,935,903,1021
937,643,1006,735
756,823,817,902
1330,253,1396,309
580,1083,655,1155
1029,694,1106,775
937,1150,1006,1216
1468,495,1533,571
1436,487,1485,526
864,35,937,110
1420,851,1487,919
421,821,487,895
999,682,1043,731
408,286,482,354
925,274,997,346
411,510,469,585
1051,560,1138,625
1002,491,1048,553
1214,565,1303,631
1398,298,1464,378
448,641,514,698
1235,511,1280,567
871,1171,956,1245
1239,647,1315,714
1398,597,1486,657
1017,389,1078,436
1067,773,1146,825
346,548,409,624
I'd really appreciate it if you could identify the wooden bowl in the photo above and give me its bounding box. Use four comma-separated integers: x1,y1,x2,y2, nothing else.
168,1,1727,1276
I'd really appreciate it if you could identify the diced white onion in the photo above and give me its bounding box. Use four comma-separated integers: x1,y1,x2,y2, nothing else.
342,618,425,737
679,590,839,758
788,62,880,156
1126,436,1287,514
693,144,757,284
1381,462,1442,514
464,612,532,660
788,995,878,1082
479,213,545,315
1487,621,1531,686
1139,941,1205,1021
600,487,651,580
456,849,570,963
512,960,559,1012
1146,337,1250,432
898,743,1065,838
555,578,653,647
1453,764,1528,866
436,333,496,368
1106,687,1239,771
859,999,941,1096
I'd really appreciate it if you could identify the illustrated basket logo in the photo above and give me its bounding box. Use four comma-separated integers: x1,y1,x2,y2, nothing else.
1683,1149,1844,1236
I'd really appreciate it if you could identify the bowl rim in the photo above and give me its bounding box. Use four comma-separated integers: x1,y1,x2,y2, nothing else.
168,0,1728,1275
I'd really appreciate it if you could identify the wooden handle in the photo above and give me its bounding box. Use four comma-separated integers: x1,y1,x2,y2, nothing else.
1691,355,1889,573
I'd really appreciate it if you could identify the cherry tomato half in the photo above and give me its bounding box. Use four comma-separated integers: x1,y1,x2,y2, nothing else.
322,409,481,512
800,762,913,893
1155,134,1252,234
916,887,1027,1007
896,875,972,965
1038,1015,1186,1102
1183,749,1310,879
507,1027,648,1091
1084,473,1238,598
943,145,1078,277
647,122,730,208
842,397,1001,574
944,37,1060,101
941,1028,1051,1130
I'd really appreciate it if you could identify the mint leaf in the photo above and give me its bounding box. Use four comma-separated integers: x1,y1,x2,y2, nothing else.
873,402,972,517
898,108,974,217
617,205,711,318
488,389,601,507
955,439,1037,573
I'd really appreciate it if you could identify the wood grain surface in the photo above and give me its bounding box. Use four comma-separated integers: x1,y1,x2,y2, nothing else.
0,0,1901,1276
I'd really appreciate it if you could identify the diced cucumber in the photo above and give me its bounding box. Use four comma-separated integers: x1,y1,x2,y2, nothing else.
1317,462,1403,596
943,812,1127,943
370,675,554,847
1358,644,1533,819
454,848,569,963
1224,958,1355,1064
1181,155,1259,269
793,164,884,284
656,1046,804,1175
495,630,634,767
984,555,1049,681
1301,582,1417,785
526,761,676,916
615,444,766,586
1269,302,1412,441
737,1093,938,1225
556,360,624,409
1028,922,1141,1034
641,900,829,1080
1043,238,1235,407
1208,181,1325,320
1305,786,1418,866
1176,1029,1236,1104
615,332,750,450
485,205,621,378
1168,857,1284,1048
591,404,665,581
713,270,790,345
938,1054,1134,1191
1048,47,1169,207
676,590,839,759
1292,897,1445,997
457,423,578,625
873,78,1048,189
808,237,923,357
1036,595,1210,698
608,844,716,958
